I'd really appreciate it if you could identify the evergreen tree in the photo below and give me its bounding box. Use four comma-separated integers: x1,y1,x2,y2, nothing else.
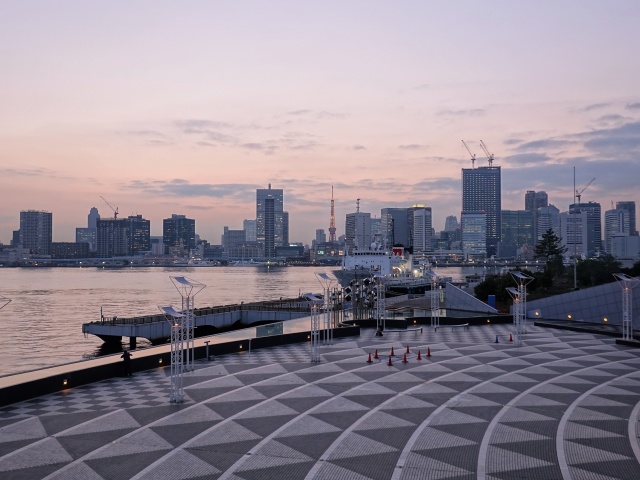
534,228,567,276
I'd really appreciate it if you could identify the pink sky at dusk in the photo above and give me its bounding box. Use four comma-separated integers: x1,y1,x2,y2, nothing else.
1,1,639,245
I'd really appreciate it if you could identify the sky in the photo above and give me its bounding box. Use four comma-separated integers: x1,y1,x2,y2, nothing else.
1,1,639,245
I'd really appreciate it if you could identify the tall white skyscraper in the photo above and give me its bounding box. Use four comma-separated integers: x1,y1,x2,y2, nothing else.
243,219,257,242
345,212,371,253
413,207,433,253
461,211,487,259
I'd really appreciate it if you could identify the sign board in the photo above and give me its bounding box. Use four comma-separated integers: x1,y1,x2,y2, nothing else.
256,322,284,338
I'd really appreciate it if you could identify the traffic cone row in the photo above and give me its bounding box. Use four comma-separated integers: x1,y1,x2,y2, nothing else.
388,355,393,366
406,345,410,354
402,353,408,364
427,347,431,357
417,350,422,360
509,333,513,342
366,353,373,363
374,349,379,359
391,346,395,357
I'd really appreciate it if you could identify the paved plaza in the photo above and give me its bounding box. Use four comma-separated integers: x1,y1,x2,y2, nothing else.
2,324,640,479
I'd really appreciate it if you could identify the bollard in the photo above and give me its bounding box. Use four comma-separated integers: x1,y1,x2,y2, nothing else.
204,341,211,361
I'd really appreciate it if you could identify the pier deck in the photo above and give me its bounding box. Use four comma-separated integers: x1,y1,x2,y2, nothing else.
2,324,640,479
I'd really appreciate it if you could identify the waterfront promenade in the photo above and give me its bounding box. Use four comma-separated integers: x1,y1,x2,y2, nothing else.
2,324,640,479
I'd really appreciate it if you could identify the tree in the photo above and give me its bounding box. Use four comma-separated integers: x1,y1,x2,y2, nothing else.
534,228,567,277
571,255,622,288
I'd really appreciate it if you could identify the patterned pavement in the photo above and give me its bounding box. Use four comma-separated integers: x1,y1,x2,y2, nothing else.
1,324,640,479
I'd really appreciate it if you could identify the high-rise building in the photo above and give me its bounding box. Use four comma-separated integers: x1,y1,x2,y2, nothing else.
19,210,53,256
243,219,257,242
412,207,433,253
256,184,286,258
381,208,411,248
559,209,589,258
163,214,196,255
444,215,459,232
96,215,150,258
525,191,548,211
501,210,534,248
569,202,602,256
604,209,626,253
222,226,246,253
616,201,637,236
462,166,501,256
88,207,100,229
370,218,382,244
536,205,560,241
76,207,100,252
461,211,487,259
315,229,326,243
345,212,371,253
525,191,548,240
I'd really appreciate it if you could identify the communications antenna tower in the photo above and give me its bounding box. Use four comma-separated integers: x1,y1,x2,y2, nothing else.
329,186,337,242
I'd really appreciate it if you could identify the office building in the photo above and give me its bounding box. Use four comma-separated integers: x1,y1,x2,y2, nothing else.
412,207,433,253
501,210,534,249
243,219,257,242
381,208,411,248
462,166,501,256
345,211,371,253
256,184,286,258
19,210,53,256
163,214,196,255
616,201,637,236
569,202,602,256
51,242,90,259
222,227,246,254
536,205,560,241
96,215,150,258
560,209,589,258
525,190,548,240
444,215,459,232
604,209,626,253
461,211,487,259
75,207,100,252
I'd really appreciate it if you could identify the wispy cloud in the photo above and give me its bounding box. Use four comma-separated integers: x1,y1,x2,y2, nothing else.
398,144,427,150
516,139,575,151
437,108,485,117
124,179,259,200
352,144,366,150
579,102,611,112
625,102,640,110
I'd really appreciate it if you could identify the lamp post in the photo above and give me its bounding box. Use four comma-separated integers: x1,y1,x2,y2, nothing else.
159,305,186,403
427,271,440,329
613,273,640,341
507,271,533,346
316,273,336,345
170,276,205,372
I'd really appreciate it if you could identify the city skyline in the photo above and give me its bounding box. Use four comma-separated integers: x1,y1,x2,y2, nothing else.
1,2,639,244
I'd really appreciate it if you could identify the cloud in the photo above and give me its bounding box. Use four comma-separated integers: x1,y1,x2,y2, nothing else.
175,119,232,130
125,179,259,200
503,153,551,166
515,139,575,151
279,109,346,120
579,102,611,112
625,102,640,110
352,144,366,150
120,130,168,138
504,138,523,145
437,108,485,117
578,121,640,152
595,114,633,125
398,144,426,150
0,166,57,177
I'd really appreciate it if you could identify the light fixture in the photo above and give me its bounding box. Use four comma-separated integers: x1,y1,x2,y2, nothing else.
567,314,572,319
159,358,163,364
486,319,490,324
604,317,608,322
63,378,68,386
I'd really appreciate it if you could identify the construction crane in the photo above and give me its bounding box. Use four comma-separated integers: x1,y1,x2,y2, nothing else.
461,140,476,168
479,139,495,167
575,178,595,203
100,196,119,219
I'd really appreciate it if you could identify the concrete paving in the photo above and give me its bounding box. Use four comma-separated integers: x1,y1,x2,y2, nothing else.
1,324,640,479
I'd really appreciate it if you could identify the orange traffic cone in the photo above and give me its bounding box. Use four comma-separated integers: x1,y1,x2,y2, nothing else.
427,347,431,357
402,353,408,363
366,353,373,363
388,356,393,366
391,346,395,357
406,345,410,354
374,349,379,359
509,333,513,342
417,350,422,360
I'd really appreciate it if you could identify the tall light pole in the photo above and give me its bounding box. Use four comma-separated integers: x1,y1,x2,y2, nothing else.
614,274,640,341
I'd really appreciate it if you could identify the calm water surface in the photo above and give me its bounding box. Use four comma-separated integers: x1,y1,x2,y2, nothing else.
0,264,488,376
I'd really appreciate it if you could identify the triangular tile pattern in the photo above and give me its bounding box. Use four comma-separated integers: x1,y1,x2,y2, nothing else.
0,416,48,443
403,451,473,480
137,449,222,480
46,461,105,480
486,445,555,473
